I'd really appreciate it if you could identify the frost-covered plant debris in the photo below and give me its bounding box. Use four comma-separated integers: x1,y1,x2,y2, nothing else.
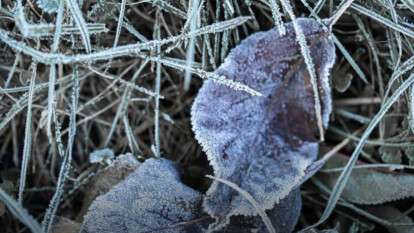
2,0,414,232
191,18,336,231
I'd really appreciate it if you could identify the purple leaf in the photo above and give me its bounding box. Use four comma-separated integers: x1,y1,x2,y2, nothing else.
191,18,335,230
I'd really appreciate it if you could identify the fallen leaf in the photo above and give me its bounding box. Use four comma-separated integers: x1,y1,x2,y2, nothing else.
80,158,204,233
319,154,414,204
191,18,335,230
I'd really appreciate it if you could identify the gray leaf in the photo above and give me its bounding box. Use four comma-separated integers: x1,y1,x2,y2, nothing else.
319,154,414,204
80,158,204,233
191,18,335,230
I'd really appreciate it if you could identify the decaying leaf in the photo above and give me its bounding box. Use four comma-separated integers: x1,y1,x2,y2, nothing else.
80,158,204,233
191,18,335,229
319,154,414,204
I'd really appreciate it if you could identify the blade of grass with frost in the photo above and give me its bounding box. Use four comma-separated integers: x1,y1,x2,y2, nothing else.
14,0,30,36
123,115,142,154
184,0,200,91
269,0,286,35
0,68,95,132
88,66,161,98
42,66,79,233
350,3,414,38
104,60,148,146
47,0,64,142
0,53,20,103
384,0,402,68
312,0,327,15
353,15,383,96
5,53,20,88
332,36,368,84
66,0,91,52
122,18,149,42
326,0,354,27
220,4,230,61
299,0,368,84
0,16,251,64
280,0,325,141
0,188,42,233
0,93,28,132
410,86,414,135
17,22,107,38
0,66,98,94
138,54,262,96
305,74,414,230
139,0,187,18
385,55,414,99
153,13,161,158
113,0,127,49
224,0,234,15
15,0,104,38
18,62,37,204
214,0,221,65
104,0,127,72
220,0,237,61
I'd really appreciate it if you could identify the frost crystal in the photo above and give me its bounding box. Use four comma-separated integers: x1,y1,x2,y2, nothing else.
80,158,204,233
191,18,335,230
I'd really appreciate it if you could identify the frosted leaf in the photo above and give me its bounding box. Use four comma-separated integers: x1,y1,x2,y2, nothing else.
191,18,335,229
80,158,204,233
319,154,414,205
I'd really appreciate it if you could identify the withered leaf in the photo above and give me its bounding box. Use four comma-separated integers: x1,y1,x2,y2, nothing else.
80,158,204,233
191,18,335,230
319,154,414,204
